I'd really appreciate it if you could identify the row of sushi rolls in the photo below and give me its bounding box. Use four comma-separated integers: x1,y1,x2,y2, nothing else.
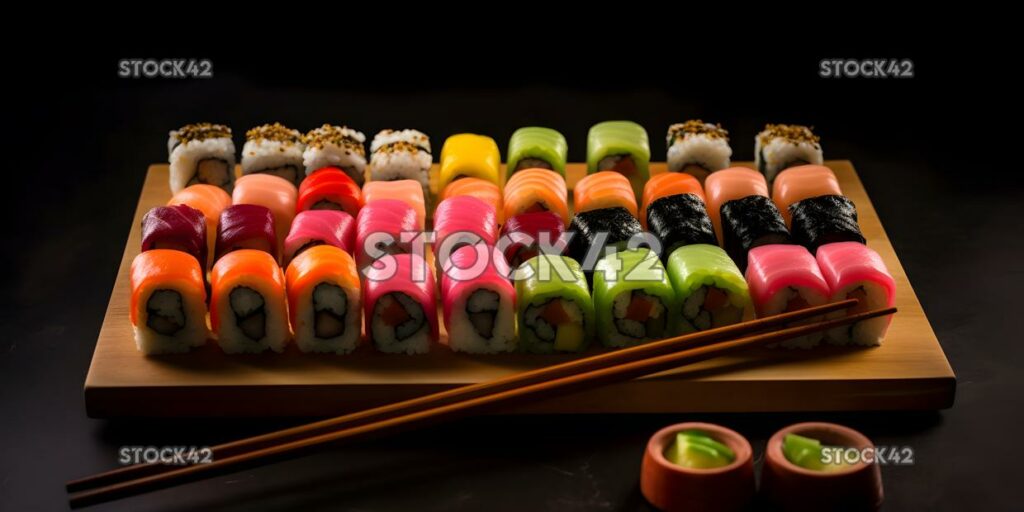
130,120,896,356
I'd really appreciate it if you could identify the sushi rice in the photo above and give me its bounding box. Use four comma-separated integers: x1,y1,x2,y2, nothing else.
825,281,890,346
168,123,236,194
755,124,823,182
293,282,361,354
369,129,432,187
666,120,732,179
303,124,367,185
371,292,431,354
135,288,208,355
761,285,829,349
216,285,290,354
446,287,516,354
241,123,305,186
522,298,586,353
607,290,669,347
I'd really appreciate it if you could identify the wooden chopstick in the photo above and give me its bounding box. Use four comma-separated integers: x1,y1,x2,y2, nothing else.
68,305,894,508
68,299,857,493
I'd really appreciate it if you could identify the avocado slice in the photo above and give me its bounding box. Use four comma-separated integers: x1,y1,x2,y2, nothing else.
783,433,852,472
665,430,736,469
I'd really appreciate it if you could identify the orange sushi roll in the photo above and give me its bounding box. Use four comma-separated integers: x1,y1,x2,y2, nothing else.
362,179,427,230
705,168,769,244
285,245,361,354
573,171,638,217
129,249,208,355
232,174,297,253
210,249,289,353
503,168,569,225
640,173,706,229
168,184,232,268
771,164,842,227
440,177,504,224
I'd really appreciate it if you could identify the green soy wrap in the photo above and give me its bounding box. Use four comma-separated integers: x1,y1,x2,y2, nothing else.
586,121,651,200
506,127,568,176
593,248,676,346
666,244,752,331
515,254,595,352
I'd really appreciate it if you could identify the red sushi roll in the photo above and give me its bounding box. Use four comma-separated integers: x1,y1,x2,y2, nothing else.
499,211,567,269
215,204,278,263
355,199,421,268
282,210,356,267
433,195,499,266
363,253,438,354
297,166,363,218
141,204,208,269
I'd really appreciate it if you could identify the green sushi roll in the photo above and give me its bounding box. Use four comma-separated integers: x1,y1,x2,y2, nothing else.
515,255,595,354
666,244,753,334
593,248,675,347
586,121,650,201
506,127,568,176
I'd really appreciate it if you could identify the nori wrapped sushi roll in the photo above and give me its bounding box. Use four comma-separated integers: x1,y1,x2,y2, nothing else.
789,195,866,254
567,207,643,279
646,193,717,260
720,195,791,271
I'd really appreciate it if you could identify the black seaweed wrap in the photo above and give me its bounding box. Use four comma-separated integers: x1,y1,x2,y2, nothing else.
720,195,792,271
789,194,865,253
646,193,717,259
567,207,643,276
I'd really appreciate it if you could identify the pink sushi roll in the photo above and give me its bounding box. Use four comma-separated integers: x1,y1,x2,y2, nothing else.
363,253,438,354
440,245,516,353
282,210,356,267
433,195,499,267
745,244,830,348
816,242,896,346
362,179,426,229
354,199,422,269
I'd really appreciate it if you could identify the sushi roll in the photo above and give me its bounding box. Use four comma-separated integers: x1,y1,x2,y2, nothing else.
210,249,290,354
440,245,516,354
362,179,427,231
369,129,431,188
500,211,567,269
129,249,209,354
745,245,830,348
646,194,717,259
232,173,297,251
640,172,705,229
438,133,502,191
506,127,568,176
705,167,770,244
215,205,277,263
515,254,595,353
789,195,865,254
363,253,438,354
285,245,362,354
433,195,499,267
168,184,232,268
297,167,364,218
771,165,842,227
755,124,823,182
440,177,504,224
355,199,421,269
141,205,208,270
666,120,732,182
567,207,643,275
502,168,570,225
282,210,356,267
592,248,675,347
666,244,753,334
241,123,305,187
573,171,638,218
720,195,792,272
167,123,235,194
586,121,650,202
816,242,896,346
302,124,367,185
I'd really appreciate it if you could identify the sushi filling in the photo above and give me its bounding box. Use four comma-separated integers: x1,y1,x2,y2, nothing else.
311,199,345,211
681,163,711,181
293,239,326,260
466,289,500,339
523,298,585,350
829,283,890,346
189,158,231,188
253,165,298,185
514,157,553,172
146,289,185,335
597,154,636,175
373,292,426,341
230,286,266,341
312,282,348,339
612,290,667,340
682,286,743,331
507,245,539,269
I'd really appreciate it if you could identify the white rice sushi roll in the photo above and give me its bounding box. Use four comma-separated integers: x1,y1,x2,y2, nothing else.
666,120,732,182
241,123,305,187
168,123,236,194
369,129,432,188
130,250,209,355
755,124,824,182
302,124,367,185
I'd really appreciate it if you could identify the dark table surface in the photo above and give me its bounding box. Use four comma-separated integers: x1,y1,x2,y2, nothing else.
2,45,1021,511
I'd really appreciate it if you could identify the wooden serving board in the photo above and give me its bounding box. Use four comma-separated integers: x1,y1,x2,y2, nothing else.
84,161,955,417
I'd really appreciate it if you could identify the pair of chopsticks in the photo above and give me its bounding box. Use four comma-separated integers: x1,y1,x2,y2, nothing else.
68,300,894,508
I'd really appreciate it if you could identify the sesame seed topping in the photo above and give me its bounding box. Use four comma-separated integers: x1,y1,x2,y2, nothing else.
759,123,820,146
668,120,729,142
245,122,303,145
173,123,232,143
303,124,366,156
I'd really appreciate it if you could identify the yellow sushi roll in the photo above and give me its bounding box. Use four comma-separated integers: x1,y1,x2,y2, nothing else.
439,133,502,191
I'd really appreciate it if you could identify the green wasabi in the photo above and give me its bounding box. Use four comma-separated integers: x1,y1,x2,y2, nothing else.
665,430,736,469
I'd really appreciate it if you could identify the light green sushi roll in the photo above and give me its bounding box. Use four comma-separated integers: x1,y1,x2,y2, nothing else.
506,127,568,176
586,121,650,201
593,248,675,347
515,255,595,354
666,244,753,334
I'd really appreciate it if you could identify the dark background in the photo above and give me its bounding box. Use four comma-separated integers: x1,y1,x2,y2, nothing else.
2,40,1021,511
